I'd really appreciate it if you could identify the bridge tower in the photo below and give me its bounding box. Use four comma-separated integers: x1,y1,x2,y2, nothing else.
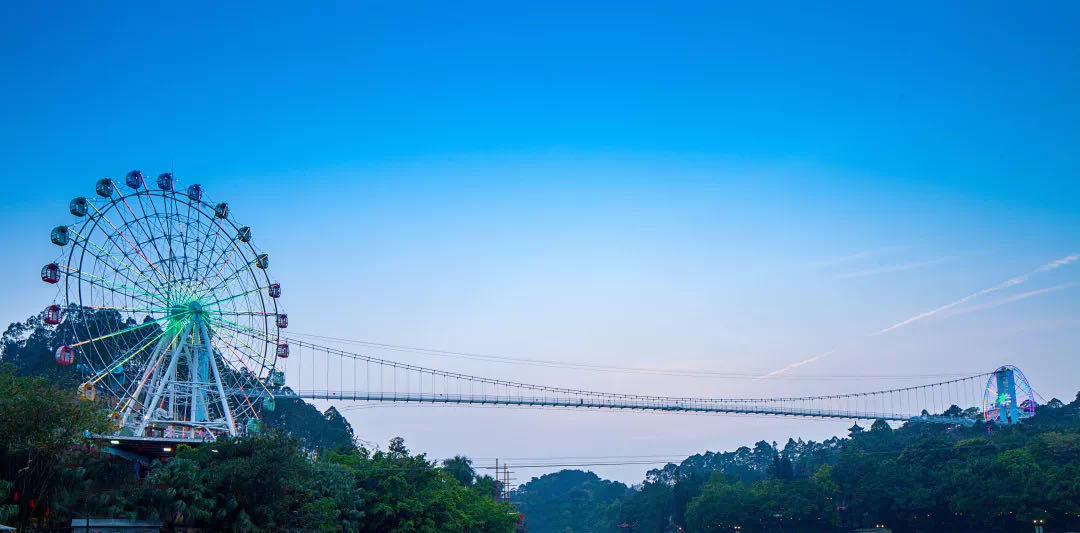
983,365,1035,425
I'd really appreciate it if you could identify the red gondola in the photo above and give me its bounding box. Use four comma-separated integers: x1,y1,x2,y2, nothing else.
276,313,288,329
276,342,290,358
268,282,281,298
41,263,60,284
55,345,75,366
44,304,62,325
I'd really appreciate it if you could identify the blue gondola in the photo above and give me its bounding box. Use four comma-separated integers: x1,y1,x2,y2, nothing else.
69,197,88,217
95,178,113,197
156,172,174,191
125,170,144,189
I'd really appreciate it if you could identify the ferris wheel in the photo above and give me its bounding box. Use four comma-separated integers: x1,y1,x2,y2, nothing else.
41,171,288,440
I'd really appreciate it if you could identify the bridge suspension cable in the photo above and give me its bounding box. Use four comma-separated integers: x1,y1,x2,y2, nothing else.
217,323,991,423
280,329,980,381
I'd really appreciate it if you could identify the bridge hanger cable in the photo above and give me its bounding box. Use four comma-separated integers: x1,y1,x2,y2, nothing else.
274,333,992,406
281,329,980,381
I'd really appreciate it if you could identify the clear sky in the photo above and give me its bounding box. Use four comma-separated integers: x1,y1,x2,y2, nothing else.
2,2,1079,484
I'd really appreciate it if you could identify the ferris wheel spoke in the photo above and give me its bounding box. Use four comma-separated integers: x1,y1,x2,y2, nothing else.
70,311,187,349
199,259,259,299
212,336,276,395
118,191,173,287
231,386,260,422
200,219,228,280
207,315,272,339
208,309,276,316
59,264,169,305
213,329,275,379
88,200,180,299
68,226,170,300
211,316,275,350
87,324,174,384
193,211,223,285
201,284,269,309
199,248,237,294
135,187,180,283
70,243,169,308
181,199,196,286
81,305,175,313
198,241,239,295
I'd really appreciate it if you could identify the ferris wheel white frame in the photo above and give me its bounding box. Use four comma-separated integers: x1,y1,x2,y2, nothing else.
42,171,289,440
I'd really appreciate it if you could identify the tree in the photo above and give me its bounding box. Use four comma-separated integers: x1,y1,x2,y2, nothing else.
0,364,110,530
261,397,355,451
442,455,476,487
514,470,630,533
320,438,517,533
146,435,318,531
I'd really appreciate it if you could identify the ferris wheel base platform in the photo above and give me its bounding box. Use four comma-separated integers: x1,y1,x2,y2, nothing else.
95,434,215,467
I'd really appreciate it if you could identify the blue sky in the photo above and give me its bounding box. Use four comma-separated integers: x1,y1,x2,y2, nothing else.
2,2,1079,483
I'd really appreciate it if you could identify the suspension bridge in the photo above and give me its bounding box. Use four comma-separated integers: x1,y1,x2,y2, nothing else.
246,336,1005,425
36,173,1039,448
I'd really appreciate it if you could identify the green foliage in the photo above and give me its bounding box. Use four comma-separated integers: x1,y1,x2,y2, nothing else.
512,406,1080,533
261,397,355,451
0,313,516,532
144,435,318,531
0,480,16,524
442,455,477,487
515,470,630,533
319,441,518,532
0,363,111,530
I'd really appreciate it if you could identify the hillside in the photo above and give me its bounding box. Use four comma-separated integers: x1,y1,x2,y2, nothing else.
516,395,1080,532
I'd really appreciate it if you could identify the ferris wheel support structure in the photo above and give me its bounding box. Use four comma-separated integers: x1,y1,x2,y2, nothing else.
41,171,288,442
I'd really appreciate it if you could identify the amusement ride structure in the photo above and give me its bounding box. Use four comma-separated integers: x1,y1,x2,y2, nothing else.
39,173,1040,447
42,172,283,441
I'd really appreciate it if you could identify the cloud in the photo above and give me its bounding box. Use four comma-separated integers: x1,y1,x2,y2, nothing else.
836,257,949,279
943,281,1080,316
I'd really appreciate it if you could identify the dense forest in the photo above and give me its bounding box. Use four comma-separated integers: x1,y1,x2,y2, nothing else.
515,396,1080,532
0,313,518,532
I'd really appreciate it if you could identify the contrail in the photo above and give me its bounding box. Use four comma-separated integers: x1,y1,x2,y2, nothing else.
835,257,948,280
944,281,1080,316
760,253,1078,378
758,349,837,379
876,253,1078,334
